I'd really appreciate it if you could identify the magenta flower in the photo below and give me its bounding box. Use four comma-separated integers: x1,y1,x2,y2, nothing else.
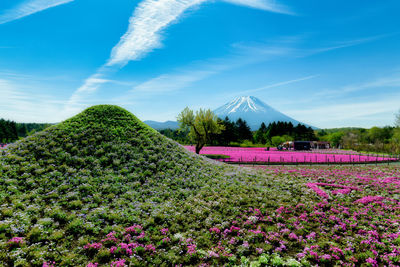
8,237,24,244
209,227,221,234
288,232,298,240
145,244,156,253
111,259,126,267
366,257,378,266
84,242,102,250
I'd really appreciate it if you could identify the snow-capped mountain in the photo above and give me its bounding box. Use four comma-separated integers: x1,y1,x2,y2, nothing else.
214,96,313,130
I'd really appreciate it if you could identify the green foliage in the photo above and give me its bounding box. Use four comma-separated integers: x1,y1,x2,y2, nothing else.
203,154,230,159
1,105,300,265
318,126,400,153
271,135,292,147
236,118,253,141
16,123,52,138
255,122,267,144
395,109,400,127
159,128,190,144
265,121,316,143
177,107,224,153
0,119,18,143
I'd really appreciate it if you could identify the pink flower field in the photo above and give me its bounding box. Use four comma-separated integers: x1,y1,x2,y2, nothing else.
184,146,398,164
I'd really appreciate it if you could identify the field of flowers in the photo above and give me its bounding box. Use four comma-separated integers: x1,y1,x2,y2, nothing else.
185,146,398,164
1,106,399,266
73,165,400,266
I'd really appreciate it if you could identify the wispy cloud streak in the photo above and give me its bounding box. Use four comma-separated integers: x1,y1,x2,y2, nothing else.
0,0,74,24
238,75,318,95
222,0,293,14
107,0,207,67
0,78,64,122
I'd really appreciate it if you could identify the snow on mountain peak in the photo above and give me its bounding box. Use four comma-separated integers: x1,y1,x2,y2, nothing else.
213,96,314,130
223,96,267,114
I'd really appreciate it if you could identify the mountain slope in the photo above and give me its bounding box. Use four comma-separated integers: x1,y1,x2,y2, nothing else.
214,96,313,130
144,120,179,130
0,105,299,266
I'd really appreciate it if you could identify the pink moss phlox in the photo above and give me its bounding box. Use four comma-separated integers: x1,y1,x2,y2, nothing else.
125,224,143,233
312,182,360,191
145,244,156,253
366,257,378,267
8,237,24,245
187,243,197,255
84,242,102,250
111,259,126,267
288,232,298,240
306,183,329,199
101,231,118,243
355,196,386,204
110,246,117,254
184,145,395,163
209,227,220,234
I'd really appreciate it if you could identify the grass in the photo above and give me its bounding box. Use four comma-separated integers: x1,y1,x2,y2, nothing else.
203,154,230,159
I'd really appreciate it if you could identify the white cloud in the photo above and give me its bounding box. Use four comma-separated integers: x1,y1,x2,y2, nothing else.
237,75,318,95
0,79,64,122
222,0,293,14
107,0,207,67
315,75,400,99
67,0,293,110
135,70,214,93
284,96,400,128
0,0,74,24
63,73,111,116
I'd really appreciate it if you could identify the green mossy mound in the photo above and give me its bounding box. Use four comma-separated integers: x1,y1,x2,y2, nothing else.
2,105,211,180
0,105,303,266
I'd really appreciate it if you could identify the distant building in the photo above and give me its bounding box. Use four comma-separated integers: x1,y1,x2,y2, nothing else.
281,141,311,151
293,141,311,151
311,141,330,149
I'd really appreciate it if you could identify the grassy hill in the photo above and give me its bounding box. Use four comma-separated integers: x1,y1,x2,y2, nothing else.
0,105,304,266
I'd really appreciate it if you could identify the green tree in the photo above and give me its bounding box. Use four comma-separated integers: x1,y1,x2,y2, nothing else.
271,136,285,147
395,109,400,127
212,117,238,145
392,128,400,144
236,118,252,141
255,122,268,144
327,132,344,148
177,107,225,154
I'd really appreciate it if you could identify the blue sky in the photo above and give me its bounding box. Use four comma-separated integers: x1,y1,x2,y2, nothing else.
0,0,399,128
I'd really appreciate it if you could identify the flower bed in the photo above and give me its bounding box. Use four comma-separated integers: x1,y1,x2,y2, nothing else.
184,146,398,164
59,165,400,266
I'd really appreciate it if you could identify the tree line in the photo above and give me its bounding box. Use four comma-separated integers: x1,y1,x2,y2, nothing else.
172,107,400,154
0,118,52,143
170,106,317,153
212,118,316,146
0,119,18,143
316,126,400,154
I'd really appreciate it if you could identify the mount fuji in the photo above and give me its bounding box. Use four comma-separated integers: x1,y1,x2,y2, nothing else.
214,96,313,130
